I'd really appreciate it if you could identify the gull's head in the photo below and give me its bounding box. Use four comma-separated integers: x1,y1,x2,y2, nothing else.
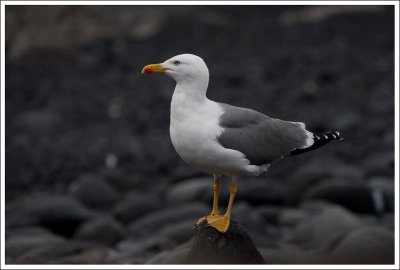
141,54,209,83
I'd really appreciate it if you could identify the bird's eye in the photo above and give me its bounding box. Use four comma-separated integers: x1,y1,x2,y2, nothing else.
173,60,181,65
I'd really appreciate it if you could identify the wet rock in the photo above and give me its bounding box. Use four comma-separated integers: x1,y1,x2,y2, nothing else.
184,220,266,264
326,227,394,264
290,205,363,252
6,194,100,237
69,174,119,209
166,177,211,205
128,203,209,237
113,192,161,224
302,180,377,214
74,217,126,245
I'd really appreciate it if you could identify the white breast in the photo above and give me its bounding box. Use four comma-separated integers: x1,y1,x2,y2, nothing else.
170,94,262,177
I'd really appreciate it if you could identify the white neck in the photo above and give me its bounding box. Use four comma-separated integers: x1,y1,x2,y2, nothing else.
170,78,210,122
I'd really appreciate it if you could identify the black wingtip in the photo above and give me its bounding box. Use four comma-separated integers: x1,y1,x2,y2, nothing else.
289,130,343,157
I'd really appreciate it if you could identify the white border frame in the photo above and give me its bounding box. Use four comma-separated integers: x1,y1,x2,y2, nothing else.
1,1,399,269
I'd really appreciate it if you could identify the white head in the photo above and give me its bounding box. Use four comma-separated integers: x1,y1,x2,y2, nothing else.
142,54,209,85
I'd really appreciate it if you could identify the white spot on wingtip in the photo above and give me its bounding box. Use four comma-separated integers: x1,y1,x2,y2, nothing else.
315,135,320,140
324,135,328,139
332,134,337,139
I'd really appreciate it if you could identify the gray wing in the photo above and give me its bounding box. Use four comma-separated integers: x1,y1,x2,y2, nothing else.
218,103,310,165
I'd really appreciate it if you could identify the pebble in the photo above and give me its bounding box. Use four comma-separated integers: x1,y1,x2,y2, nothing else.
290,204,363,252
287,159,364,203
166,177,212,205
128,202,209,237
6,193,100,237
6,229,66,258
301,180,377,214
11,240,98,264
69,174,119,209
74,217,126,245
113,191,162,224
260,243,319,264
235,178,289,205
326,227,394,264
145,241,191,264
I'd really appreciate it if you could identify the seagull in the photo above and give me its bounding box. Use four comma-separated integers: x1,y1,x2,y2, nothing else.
142,54,342,233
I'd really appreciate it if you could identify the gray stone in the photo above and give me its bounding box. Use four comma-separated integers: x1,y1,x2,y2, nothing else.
128,203,209,237
368,176,394,212
260,244,320,264
326,227,394,264
117,235,176,257
74,217,126,245
6,193,100,237
156,219,195,244
362,151,394,177
50,247,135,264
113,192,161,224
287,159,364,203
6,230,66,258
235,178,289,205
290,204,363,252
166,177,212,205
184,220,266,264
69,174,119,209
11,240,98,264
145,241,192,264
302,180,377,214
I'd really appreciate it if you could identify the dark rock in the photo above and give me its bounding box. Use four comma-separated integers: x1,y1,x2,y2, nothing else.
128,203,209,237
74,217,126,245
117,235,176,257
50,247,137,264
146,241,192,264
362,151,394,177
11,240,98,264
69,174,119,209
290,204,363,252
184,220,266,264
236,178,289,206
326,227,394,264
260,244,319,264
156,219,195,244
113,192,161,224
166,177,212,205
287,159,364,203
302,180,377,214
368,176,394,213
6,229,66,258
6,194,100,237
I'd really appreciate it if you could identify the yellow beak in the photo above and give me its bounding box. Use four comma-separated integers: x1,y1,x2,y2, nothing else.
141,63,167,74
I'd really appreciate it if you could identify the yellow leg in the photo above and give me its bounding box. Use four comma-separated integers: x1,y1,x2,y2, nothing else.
211,175,221,215
206,179,238,233
195,175,221,225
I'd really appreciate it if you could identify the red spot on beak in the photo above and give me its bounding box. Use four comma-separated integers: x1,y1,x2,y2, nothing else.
144,67,153,74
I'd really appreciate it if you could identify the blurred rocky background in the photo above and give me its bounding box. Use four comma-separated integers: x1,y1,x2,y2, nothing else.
5,5,394,264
